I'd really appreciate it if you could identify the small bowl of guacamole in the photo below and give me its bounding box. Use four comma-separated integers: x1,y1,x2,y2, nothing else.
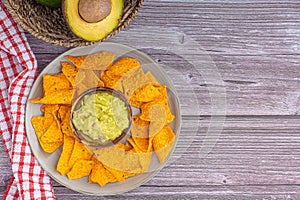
70,87,132,147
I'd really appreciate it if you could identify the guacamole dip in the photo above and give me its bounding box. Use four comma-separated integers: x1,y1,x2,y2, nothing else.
72,92,130,144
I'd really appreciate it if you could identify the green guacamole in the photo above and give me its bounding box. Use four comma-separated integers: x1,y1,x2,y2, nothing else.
72,92,130,144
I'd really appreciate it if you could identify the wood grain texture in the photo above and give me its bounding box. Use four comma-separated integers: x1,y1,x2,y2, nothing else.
1,0,300,199
1,117,300,198
26,0,300,116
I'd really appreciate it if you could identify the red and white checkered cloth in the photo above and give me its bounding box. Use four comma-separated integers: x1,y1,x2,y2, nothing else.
0,3,55,200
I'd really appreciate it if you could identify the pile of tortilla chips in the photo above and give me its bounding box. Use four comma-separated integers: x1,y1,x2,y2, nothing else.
30,51,176,186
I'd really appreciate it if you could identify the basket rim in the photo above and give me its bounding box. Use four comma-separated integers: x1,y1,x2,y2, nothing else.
4,0,144,47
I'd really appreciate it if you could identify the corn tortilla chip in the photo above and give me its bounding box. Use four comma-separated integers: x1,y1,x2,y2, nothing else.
100,72,123,91
105,57,140,77
76,69,100,90
131,114,149,139
31,116,62,153
80,52,115,70
140,100,174,123
124,142,133,151
132,137,149,152
31,116,45,138
74,81,89,98
68,140,92,168
40,104,59,114
116,143,132,151
41,115,63,144
41,104,60,130
65,55,87,68
67,159,94,180
152,125,175,163
98,79,105,87
93,145,143,174
89,157,116,186
57,135,75,175
131,84,162,103
61,62,78,86
40,141,62,153
43,113,54,132
43,73,72,96
127,138,152,172
30,89,74,105
148,104,167,138
58,105,71,120
60,110,75,138
129,98,143,108
122,69,157,99
104,165,136,182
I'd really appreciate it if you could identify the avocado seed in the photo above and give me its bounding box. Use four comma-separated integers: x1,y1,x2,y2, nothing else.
78,0,112,23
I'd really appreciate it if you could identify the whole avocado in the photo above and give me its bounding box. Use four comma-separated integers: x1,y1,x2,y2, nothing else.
35,0,62,8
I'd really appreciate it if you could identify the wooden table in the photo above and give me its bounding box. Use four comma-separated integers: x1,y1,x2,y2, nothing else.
1,0,300,199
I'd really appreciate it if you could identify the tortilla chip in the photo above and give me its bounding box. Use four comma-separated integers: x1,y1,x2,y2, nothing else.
41,104,60,130
31,116,62,153
76,69,100,90
65,55,87,68
132,137,149,152
68,140,92,167
152,125,175,163
105,57,140,77
98,79,105,87
93,70,102,78
40,141,62,153
131,84,162,103
80,52,115,70
43,113,54,132
40,104,59,114
124,142,133,151
67,159,94,180
30,89,74,105
129,98,143,108
148,104,167,138
140,100,174,123
93,145,142,174
89,157,116,186
104,165,136,182
127,138,152,172
131,114,149,139
122,69,157,99
57,135,75,175
116,143,132,151
41,115,63,144
31,116,45,138
74,81,89,98
148,136,154,152
43,73,72,96
137,151,152,172
61,62,78,86
100,72,123,91
60,110,75,137
58,105,71,120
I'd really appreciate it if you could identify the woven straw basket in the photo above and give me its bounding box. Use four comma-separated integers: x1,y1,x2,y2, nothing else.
4,0,144,47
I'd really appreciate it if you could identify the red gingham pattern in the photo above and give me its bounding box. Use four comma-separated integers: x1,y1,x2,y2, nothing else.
0,3,55,199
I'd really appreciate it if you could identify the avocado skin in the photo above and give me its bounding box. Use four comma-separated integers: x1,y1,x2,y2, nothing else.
36,0,62,8
63,0,123,42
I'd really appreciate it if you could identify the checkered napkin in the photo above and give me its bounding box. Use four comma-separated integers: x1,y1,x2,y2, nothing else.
0,3,55,200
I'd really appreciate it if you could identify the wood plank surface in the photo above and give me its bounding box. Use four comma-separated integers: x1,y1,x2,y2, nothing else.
1,0,300,199
1,116,300,198
26,0,300,116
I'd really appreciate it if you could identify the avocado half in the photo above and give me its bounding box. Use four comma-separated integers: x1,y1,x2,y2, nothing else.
63,0,123,42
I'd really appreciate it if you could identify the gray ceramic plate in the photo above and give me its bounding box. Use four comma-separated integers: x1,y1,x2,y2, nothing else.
25,42,181,195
